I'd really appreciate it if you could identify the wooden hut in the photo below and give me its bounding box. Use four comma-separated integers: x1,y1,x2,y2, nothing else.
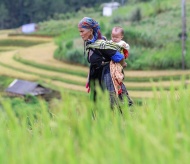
5,79,51,98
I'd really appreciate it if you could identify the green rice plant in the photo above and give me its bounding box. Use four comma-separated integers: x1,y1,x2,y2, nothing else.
0,81,190,163
0,75,13,91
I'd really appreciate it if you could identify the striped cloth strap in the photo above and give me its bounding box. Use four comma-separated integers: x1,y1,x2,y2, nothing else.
86,40,122,51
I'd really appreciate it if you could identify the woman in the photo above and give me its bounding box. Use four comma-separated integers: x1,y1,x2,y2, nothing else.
78,17,133,109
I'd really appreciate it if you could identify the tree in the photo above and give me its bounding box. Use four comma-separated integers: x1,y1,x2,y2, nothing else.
0,0,111,29
0,3,9,28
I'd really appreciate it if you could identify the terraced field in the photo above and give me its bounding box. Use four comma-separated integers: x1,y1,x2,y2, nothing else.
0,30,189,99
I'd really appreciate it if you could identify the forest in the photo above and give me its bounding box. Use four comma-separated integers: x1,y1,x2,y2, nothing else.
0,0,122,29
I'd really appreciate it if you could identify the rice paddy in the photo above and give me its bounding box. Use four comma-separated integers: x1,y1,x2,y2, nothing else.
0,31,189,99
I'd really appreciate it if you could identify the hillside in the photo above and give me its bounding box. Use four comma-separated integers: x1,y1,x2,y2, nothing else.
1,30,190,100
0,0,189,100
26,0,189,70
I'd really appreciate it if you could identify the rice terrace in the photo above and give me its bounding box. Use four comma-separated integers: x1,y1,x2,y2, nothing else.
1,30,190,99
0,0,190,163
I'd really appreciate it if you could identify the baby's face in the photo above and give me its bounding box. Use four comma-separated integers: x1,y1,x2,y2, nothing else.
111,30,123,43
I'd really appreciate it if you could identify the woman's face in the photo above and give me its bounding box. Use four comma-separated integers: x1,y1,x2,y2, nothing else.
78,27,93,41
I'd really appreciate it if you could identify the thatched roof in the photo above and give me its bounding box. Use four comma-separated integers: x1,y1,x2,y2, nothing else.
5,79,51,96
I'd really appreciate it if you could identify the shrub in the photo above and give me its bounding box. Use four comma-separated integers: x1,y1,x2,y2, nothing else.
129,7,142,22
65,49,89,66
126,30,154,48
184,40,190,69
111,15,127,24
99,21,106,33
65,40,73,50
105,28,154,48
54,36,66,60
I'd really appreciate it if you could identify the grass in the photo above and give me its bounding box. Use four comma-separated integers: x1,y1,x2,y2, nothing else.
0,1,189,162
0,76,13,92
0,83,190,164
0,12,189,164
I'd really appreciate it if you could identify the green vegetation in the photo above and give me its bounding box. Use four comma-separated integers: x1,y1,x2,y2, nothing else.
0,83,190,163
0,75,13,91
1,45,190,98
3,0,188,70
0,49,9,52
13,55,190,82
0,0,108,29
0,39,48,47
41,0,189,70
0,1,190,162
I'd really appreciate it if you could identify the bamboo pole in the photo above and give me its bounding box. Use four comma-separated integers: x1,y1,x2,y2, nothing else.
181,0,186,69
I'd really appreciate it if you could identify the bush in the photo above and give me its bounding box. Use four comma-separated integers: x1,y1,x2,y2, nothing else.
184,40,190,69
65,49,89,66
148,43,182,69
65,40,73,50
125,30,155,48
111,15,127,24
54,36,66,60
99,21,106,33
129,7,142,22
129,42,189,70
105,28,154,48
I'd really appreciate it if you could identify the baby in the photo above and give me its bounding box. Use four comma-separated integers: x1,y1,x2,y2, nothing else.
111,26,130,68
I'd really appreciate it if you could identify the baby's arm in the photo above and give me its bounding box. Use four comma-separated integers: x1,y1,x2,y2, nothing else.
122,41,130,50
121,41,130,59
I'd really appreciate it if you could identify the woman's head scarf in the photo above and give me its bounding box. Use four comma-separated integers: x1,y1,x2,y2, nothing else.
78,17,103,43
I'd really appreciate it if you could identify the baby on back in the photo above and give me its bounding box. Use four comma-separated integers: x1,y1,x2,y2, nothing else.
110,26,130,68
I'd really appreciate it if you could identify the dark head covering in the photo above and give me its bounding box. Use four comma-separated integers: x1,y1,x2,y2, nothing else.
78,17,103,43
